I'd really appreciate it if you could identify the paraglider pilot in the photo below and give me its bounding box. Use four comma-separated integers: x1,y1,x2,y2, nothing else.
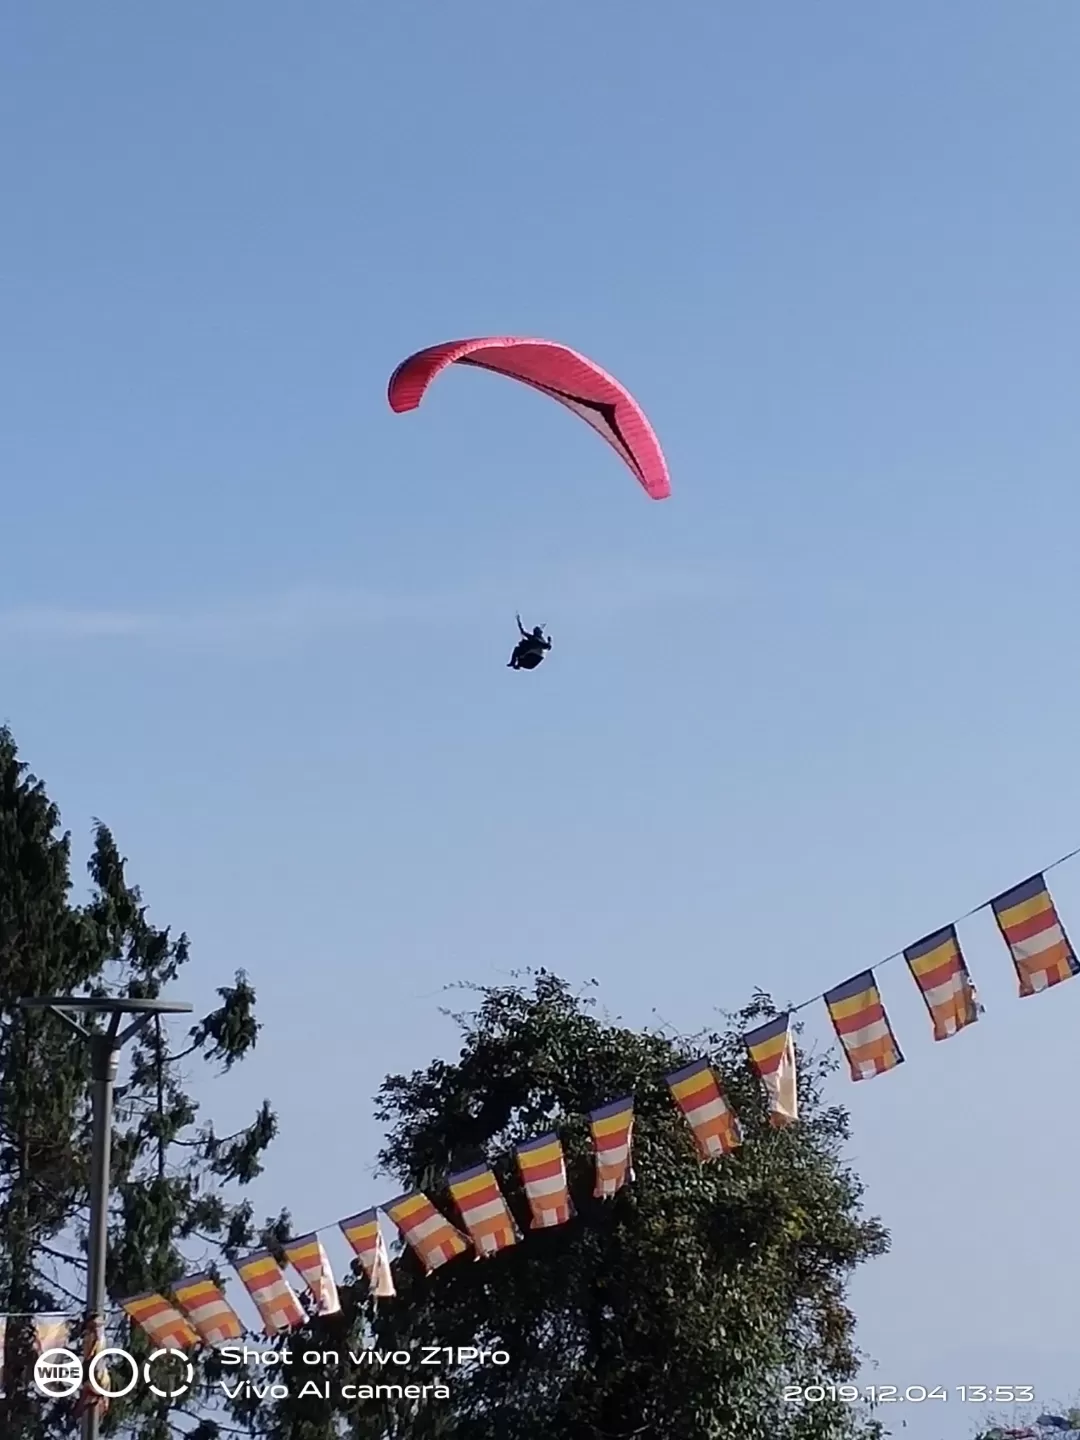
508,614,551,670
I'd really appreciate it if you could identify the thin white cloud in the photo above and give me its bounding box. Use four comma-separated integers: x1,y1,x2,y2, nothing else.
0,570,724,651
0,588,437,646
0,608,156,638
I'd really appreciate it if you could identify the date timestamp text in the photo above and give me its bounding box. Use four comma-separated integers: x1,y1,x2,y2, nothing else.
783,1385,1035,1405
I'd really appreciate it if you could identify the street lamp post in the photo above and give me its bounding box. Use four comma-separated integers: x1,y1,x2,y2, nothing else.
19,997,193,1440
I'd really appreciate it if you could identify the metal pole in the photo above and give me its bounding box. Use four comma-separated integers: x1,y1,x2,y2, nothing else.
82,1034,117,1440
18,997,191,1440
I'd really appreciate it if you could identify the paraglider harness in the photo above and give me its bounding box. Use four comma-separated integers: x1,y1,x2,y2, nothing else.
508,615,551,670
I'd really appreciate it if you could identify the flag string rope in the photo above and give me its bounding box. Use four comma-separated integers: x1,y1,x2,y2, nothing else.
9,843,1080,1323
787,843,1080,1014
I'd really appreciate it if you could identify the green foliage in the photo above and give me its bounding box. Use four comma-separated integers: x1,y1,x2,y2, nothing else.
248,972,888,1440
0,725,890,1439
0,727,276,1438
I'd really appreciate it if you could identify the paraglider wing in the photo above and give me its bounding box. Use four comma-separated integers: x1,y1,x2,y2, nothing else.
387,337,671,500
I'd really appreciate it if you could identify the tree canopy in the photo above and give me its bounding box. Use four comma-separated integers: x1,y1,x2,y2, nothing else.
246,971,889,1440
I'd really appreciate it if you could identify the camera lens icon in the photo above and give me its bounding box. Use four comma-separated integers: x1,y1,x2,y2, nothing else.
33,1343,193,1401
33,1349,84,1399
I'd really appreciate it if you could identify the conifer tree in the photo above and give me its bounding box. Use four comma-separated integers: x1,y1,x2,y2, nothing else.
0,726,276,1438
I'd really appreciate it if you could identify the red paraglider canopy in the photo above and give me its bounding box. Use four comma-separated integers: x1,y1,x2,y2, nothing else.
388,336,671,500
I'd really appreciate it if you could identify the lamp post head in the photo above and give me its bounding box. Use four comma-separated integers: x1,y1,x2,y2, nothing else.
19,998,193,1015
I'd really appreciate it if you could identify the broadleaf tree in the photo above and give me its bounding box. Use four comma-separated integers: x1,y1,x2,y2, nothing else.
0,726,277,1438
243,970,889,1440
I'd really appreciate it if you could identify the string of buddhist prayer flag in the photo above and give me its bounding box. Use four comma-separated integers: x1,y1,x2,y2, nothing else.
32,845,1080,1356
385,1192,470,1272
743,1014,798,1125
904,926,980,1040
588,1097,635,1196
448,1164,518,1256
171,1275,243,1346
515,1134,573,1227
991,874,1080,996
234,1250,306,1335
823,972,904,1081
284,1234,341,1316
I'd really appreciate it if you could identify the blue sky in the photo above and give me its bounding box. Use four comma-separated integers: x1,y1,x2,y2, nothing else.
3,4,1080,1434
